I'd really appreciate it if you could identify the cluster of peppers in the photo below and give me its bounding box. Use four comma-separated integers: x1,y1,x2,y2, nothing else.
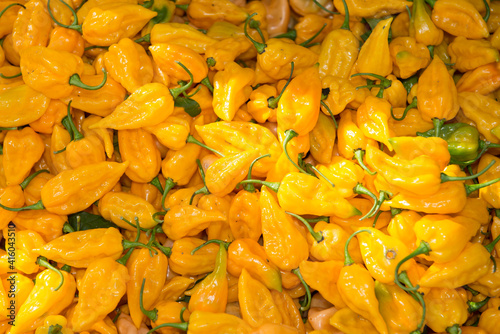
2,0,500,333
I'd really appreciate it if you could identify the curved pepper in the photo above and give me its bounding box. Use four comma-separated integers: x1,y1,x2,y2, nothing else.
410,0,443,46
0,85,50,127
334,0,410,18
356,18,393,78
431,0,489,39
228,189,262,241
390,36,431,79
169,237,218,276
99,192,158,231
11,0,52,53
150,23,218,54
187,0,248,30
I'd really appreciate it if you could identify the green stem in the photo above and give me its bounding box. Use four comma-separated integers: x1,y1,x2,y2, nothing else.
206,57,216,67
0,72,21,79
244,154,271,192
84,45,109,51
291,268,312,312
149,176,164,194
433,118,445,138
467,297,490,313
47,0,81,33
340,0,350,30
446,324,461,334
161,177,176,212
186,135,224,157
463,285,480,296
283,129,308,174
424,0,436,7
200,77,213,93
62,222,75,234
140,278,158,321
312,0,338,14
153,241,172,257
189,159,208,205
37,257,64,291
238,179,280,193
308,165,335,188
392,97,417,121
116,248,134,266
175,4,188,10
20,169,49,190
320,101,338,128
286,212,323,242
169,62,194,99
268,62,294,109
299,23,327,48
191,239,230,255
65,100,84,140
351,73,392,97
249,18,266,46
147,322,188,334
465,177,500,196
352,184,379,220
121,239,158,254
394,241,431,291
305,216,329,223
484,233,500,253
442,160,496,183
353,149,376,175
0,3,25,20
69,69,107,90
391,207,403,216
273,29,297,40
134,34,150,44
244,13,266,54
0,199,44,212
112,308,122,323
344,230,371,266
180,307,187,323
483,0,490,22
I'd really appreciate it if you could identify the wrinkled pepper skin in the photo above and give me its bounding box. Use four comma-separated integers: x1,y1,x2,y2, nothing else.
410,0,443,46
169,237,219,276
417,56,459,122
448,36,499,73
11,0,52,53
424,288,468,332
40,161,129,215
11,269,76,334
260,186,309,271
3,127,44,186
431,0,489,39
477,154,500,208
34,228,124,268
318,28,359,80
99,192,158,231
228,190,262,241
0,85,50,127
227,238,282,292
334,0,410,18
72,257,130,331
356,18,393,77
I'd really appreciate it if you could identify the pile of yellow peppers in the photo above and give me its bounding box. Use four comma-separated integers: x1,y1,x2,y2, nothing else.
3,0,500,333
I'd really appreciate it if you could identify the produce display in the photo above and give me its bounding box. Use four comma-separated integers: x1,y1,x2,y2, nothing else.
1,0,500,333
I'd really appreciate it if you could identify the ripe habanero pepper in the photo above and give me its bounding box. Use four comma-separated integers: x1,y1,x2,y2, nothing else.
424,288,469,333
47,27,85,57
456,62,500,95
204,36,253,71
169,237,219,276
334,0,410,18
0,186,26,230
11,0,52,53
162,204,226,240
320,76,356,116
477,154,500,208
418,242,492,289
431,0,489,39
127,247,169,329
389,136,450,170
204,150,260,197
469,254,500,298
389,37,431,79
293,14,331,46
259,186,308,271
0,65,24,92
330,307,379,334
64,103,106,169
118,128,161,183
410,0,444,46
246,84,278,123
336,109,375,160
448,36,499,73
0,273,33,320
144,114,191,151
187,0,248,30
13,210,65,242
186,242,228,313
22,170,53,206
0,3,24,39
262,0,290,37
375,281,424,334
277,65,321,136
158,275,195,302
356,227,413,285
29,100,67,134
61,74,126,118
458,92,500,144
9,229,45,275
99,192,158,231
197,194,234,242
337,230,390,334
19,46,107,100
238,267,282,327
356,17,393,78
104,38,153,94
150,23,218,54
34,227,155,268
150,301,191,334
150,43,208,84
71,257,130,331
228,189,262,241
417,56,459,123
227,238,282,292
212,61,255,121
387,211,422,251
389,105,434,137
141,0,176,36
11,268,76,334
309,112,336,164
270,290,305,332
0,84,50,127
195,121,281,177
299,260,346,308
356,96,396,150
3,127,44,186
